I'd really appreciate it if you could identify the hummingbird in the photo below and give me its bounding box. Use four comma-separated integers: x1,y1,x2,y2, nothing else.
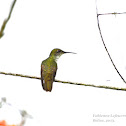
41,48,76,92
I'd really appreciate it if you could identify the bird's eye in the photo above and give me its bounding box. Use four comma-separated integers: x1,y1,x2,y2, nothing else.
57,50,61,53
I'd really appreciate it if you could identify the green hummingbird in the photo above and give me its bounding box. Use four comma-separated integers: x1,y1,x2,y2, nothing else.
41,48,76,92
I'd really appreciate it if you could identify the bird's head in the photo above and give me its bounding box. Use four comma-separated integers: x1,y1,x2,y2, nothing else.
49,48,76,61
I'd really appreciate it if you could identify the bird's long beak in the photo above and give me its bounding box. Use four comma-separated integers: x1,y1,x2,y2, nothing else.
64,51,76,54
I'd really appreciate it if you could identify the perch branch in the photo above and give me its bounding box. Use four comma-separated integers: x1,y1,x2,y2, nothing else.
0,71,126,91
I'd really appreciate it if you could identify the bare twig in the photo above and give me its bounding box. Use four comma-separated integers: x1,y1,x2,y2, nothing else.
0,71,126,91
98,12,126,16
95,1,126,84
0,0,17,38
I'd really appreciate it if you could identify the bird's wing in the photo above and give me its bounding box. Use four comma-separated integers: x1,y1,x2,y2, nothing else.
44,67,57,92
41,64,45,90
41,64,57,92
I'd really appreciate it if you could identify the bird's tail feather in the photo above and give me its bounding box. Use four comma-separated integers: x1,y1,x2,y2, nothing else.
44,81,53,92
43,73,53,92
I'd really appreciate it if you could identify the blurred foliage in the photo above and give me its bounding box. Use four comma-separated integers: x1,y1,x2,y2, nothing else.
0,97,32,126
0,97,6,108
0,120,16,126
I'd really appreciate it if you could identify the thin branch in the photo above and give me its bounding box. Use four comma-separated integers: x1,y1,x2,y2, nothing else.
95,1,126,84
0,71,40,80
0,0,17,38
0,71,126,91
98,12,126,16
